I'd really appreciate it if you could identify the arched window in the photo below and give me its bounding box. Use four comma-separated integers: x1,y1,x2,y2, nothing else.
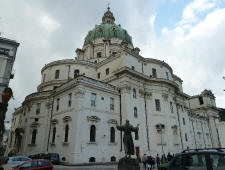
110,127,115,143
31,129,37,144
89,157,95,162
133,88,136,98
55,70,60,79
64,124,69,142
111,156,116,162
52,127,56,144
90,125,96,142
134,107,138,118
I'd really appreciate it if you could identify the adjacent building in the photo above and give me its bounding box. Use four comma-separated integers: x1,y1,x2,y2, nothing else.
0,37,19,102
6,8,224,164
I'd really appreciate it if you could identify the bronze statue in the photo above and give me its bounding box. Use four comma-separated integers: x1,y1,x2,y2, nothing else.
116,120,139,157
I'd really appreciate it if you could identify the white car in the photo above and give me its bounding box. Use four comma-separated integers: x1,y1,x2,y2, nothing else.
7,156,31,166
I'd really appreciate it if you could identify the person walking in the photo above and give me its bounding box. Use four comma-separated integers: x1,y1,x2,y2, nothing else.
156,154,160,167
142,154,147,170
167,152,173,162
161,154,167,164
146,156,152,170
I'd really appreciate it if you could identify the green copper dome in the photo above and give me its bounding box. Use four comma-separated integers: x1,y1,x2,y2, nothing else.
84,7,132,46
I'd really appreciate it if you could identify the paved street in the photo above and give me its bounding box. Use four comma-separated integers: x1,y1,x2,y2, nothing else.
3,163,157,170
54,164,157,170
54,164,117,170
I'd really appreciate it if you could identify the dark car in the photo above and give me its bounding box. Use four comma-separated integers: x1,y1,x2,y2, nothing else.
47,153,60,164
11,159,53,170
158,148,225,170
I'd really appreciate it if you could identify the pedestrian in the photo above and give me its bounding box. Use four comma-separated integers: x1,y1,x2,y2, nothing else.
161,154,167,164
156,154,160,167
142,154,147,170
167,152,173,162
150,156,155,169
146,156,152,170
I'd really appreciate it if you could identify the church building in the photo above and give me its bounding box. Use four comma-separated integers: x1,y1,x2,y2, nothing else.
6,8,223,164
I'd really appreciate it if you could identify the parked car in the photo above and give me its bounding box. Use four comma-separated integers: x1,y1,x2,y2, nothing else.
10,159,53,170
158,148,225,170
47,153,60,164
7,156,31,166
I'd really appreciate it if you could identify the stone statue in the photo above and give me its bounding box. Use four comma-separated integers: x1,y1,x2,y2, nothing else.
116,120,139,157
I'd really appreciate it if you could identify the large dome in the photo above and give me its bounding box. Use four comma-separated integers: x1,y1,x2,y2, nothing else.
83,7,132,46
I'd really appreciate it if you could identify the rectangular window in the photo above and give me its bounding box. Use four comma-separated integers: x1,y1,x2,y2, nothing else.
56,98,60,111
152,68,157,78
185,133,188,142
74,69,80,77
170,102,173,113
98,72,101,79
55,70,60,79
155,99,161,111
43,74,46,82
183,118,186,125
36,103,41,114
68,93,72,107
91,93,96,106
135,131,139,140
110,97,114,110
35,118,39,122
199,96,204,105
106,68,109,75
166,72,169,80
97,52,102,58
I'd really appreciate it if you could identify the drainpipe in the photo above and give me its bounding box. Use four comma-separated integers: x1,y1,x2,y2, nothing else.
191,118,197,149
119,90,122,152
176,104,184,150
144,91,150,151
47,93,55,152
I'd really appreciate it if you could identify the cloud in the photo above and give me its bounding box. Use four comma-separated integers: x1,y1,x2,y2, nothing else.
180,0,216,25
150,4,225,107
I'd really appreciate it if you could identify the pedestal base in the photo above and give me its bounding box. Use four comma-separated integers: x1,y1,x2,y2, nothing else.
118,157,140,170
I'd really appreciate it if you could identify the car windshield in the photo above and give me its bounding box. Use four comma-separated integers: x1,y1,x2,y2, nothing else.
51,154,59,158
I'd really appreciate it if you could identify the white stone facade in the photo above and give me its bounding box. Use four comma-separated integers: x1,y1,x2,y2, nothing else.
6,8,224,164
0,37,19,102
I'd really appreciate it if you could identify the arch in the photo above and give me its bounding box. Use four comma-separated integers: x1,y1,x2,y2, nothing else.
64,124,69,142
134,107,138,118
31,129,37,144
111,156,116,162
52,127,56,144
90,125,96,142
110,127,115,143
89,157,95,162
133,88,136,98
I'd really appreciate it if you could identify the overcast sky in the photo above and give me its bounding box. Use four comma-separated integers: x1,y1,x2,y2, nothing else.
1,0,225,126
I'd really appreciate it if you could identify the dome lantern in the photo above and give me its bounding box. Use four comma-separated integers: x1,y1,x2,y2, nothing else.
102,7,115,24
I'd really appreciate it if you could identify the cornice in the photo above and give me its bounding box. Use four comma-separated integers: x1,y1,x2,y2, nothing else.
0,37,20,46
23,91,52,105
37,79,68,91
41,59,97,74
113,66,180,90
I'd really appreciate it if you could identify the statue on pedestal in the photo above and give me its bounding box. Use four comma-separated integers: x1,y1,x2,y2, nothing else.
116,120,140,170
